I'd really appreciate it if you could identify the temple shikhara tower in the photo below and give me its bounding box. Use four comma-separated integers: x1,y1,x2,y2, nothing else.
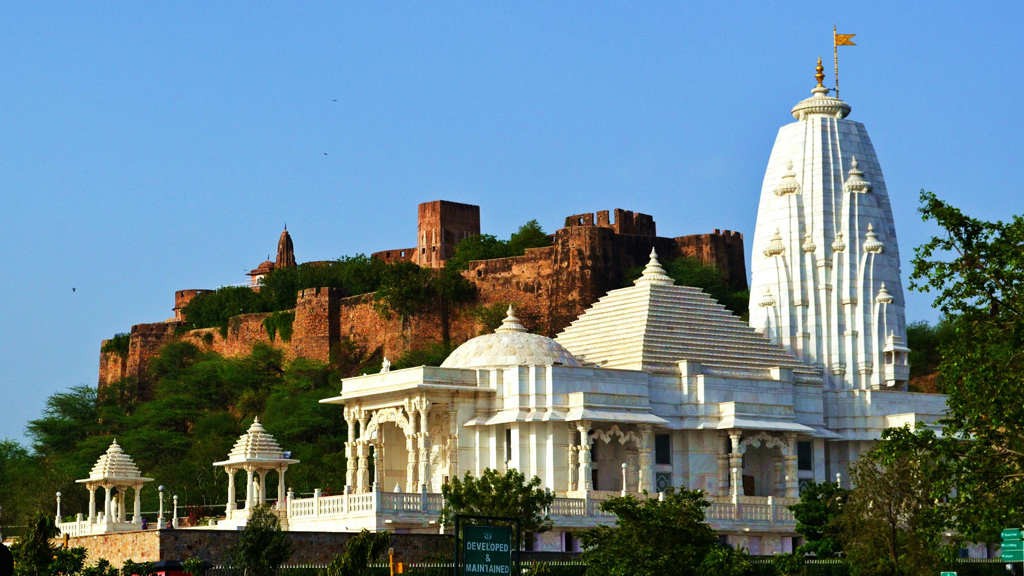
749,58,910,392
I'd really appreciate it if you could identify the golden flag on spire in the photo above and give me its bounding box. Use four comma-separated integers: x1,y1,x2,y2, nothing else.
835,33,857,46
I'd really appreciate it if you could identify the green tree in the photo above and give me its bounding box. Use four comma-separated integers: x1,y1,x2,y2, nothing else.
577,488,722,576
446,220,552,271
11,512,59,576
842,446,948,576
324,530,391,576
789,480,849,558
900,190,1024,540
226,506,292,576
440,468,555,545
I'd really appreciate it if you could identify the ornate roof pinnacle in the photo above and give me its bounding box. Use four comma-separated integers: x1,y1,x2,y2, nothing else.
495,306,528,333
864,223,885,254
832,231,846,253
758,286,776,308
791,57,851,120
774,160,801,196
802,232,816,253
763,229,786,258
876,282,894,304
844,155,873,194
634,248,674,286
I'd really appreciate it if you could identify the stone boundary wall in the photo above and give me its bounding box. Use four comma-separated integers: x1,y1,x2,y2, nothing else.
66,530,454,567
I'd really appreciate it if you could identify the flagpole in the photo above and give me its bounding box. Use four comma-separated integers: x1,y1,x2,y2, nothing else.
833,25,839,98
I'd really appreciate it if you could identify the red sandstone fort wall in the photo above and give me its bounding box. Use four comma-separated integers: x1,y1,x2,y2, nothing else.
98,206,746,390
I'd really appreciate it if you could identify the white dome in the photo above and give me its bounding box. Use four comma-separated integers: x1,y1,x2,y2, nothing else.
441,307,580,369
227,417,286,461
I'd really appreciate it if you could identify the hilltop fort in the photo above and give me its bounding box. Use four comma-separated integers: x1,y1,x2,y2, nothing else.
98,199,746,393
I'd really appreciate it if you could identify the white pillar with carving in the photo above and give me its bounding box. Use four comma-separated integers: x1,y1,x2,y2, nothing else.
226,468,236,513
638,425,654,493
417,400,432,490
344,409,357,491
728,432,743,497
785,433,800,498
577,422,593,492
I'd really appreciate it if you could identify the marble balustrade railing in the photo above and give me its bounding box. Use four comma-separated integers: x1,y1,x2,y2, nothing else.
286,491,798,526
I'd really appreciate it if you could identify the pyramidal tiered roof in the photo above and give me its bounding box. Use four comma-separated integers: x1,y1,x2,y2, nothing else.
555,250,820,381
227,417,287,461
81,440,151,483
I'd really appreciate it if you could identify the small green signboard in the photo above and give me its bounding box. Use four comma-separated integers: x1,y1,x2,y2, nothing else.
1002,528,1023,541
940,572,956,576
462,524,513,575
1003,550,1024,563
1004,541,1024,551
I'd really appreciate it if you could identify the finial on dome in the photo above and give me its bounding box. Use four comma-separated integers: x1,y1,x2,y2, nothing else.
495,306,528,333
815,57,825,88
758,286,776,308
634,248,673,286
844,155,872,194
802,232,816,253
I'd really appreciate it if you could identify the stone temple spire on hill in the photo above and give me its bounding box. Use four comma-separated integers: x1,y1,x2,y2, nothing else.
748,59,910,391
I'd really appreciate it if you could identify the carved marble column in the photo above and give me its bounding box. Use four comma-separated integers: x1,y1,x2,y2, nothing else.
417,401,432,490
728,432,743,497
357,412,370,492
566,437,579,492
638,425,654,493
448,407,459,483
405,425,418,493
717,432,730,497
785,433,799,498
577,422,593,492
344,409,356,490
226,468,236,513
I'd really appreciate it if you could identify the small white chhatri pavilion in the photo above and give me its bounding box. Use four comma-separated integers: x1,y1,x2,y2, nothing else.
58,440,153,536
213,417,299,529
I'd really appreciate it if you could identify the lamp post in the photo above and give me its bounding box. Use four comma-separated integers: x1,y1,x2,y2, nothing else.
157,485,165,528
620,463,628,496
172,495,179,528
55,492,62,524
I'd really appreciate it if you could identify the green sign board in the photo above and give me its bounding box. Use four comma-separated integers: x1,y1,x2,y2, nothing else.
1002,528,1023,541
1004,541,1024,551
462,524,513,575
940,572,956,576
1003,550,1024,562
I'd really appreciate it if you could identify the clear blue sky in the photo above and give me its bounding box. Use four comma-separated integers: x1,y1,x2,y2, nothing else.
2,2,1022,444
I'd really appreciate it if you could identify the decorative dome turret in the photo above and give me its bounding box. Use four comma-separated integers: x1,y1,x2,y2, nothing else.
441,306,580,369
791,58,851,120
763,229,786,257
843,156,873,194
73,440,153,530
758,286,776,308
863,223,885,254
214,418,299,522
774,160,801,196
831,231,847,253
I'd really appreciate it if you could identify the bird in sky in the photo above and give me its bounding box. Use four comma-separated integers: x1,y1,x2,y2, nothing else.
72,288,76,292
332,99,337,102
324,152,328,155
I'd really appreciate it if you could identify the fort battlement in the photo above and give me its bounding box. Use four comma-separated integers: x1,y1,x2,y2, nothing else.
99,201,747,394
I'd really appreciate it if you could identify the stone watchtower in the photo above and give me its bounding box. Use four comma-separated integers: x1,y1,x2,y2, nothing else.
414,200,480,268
